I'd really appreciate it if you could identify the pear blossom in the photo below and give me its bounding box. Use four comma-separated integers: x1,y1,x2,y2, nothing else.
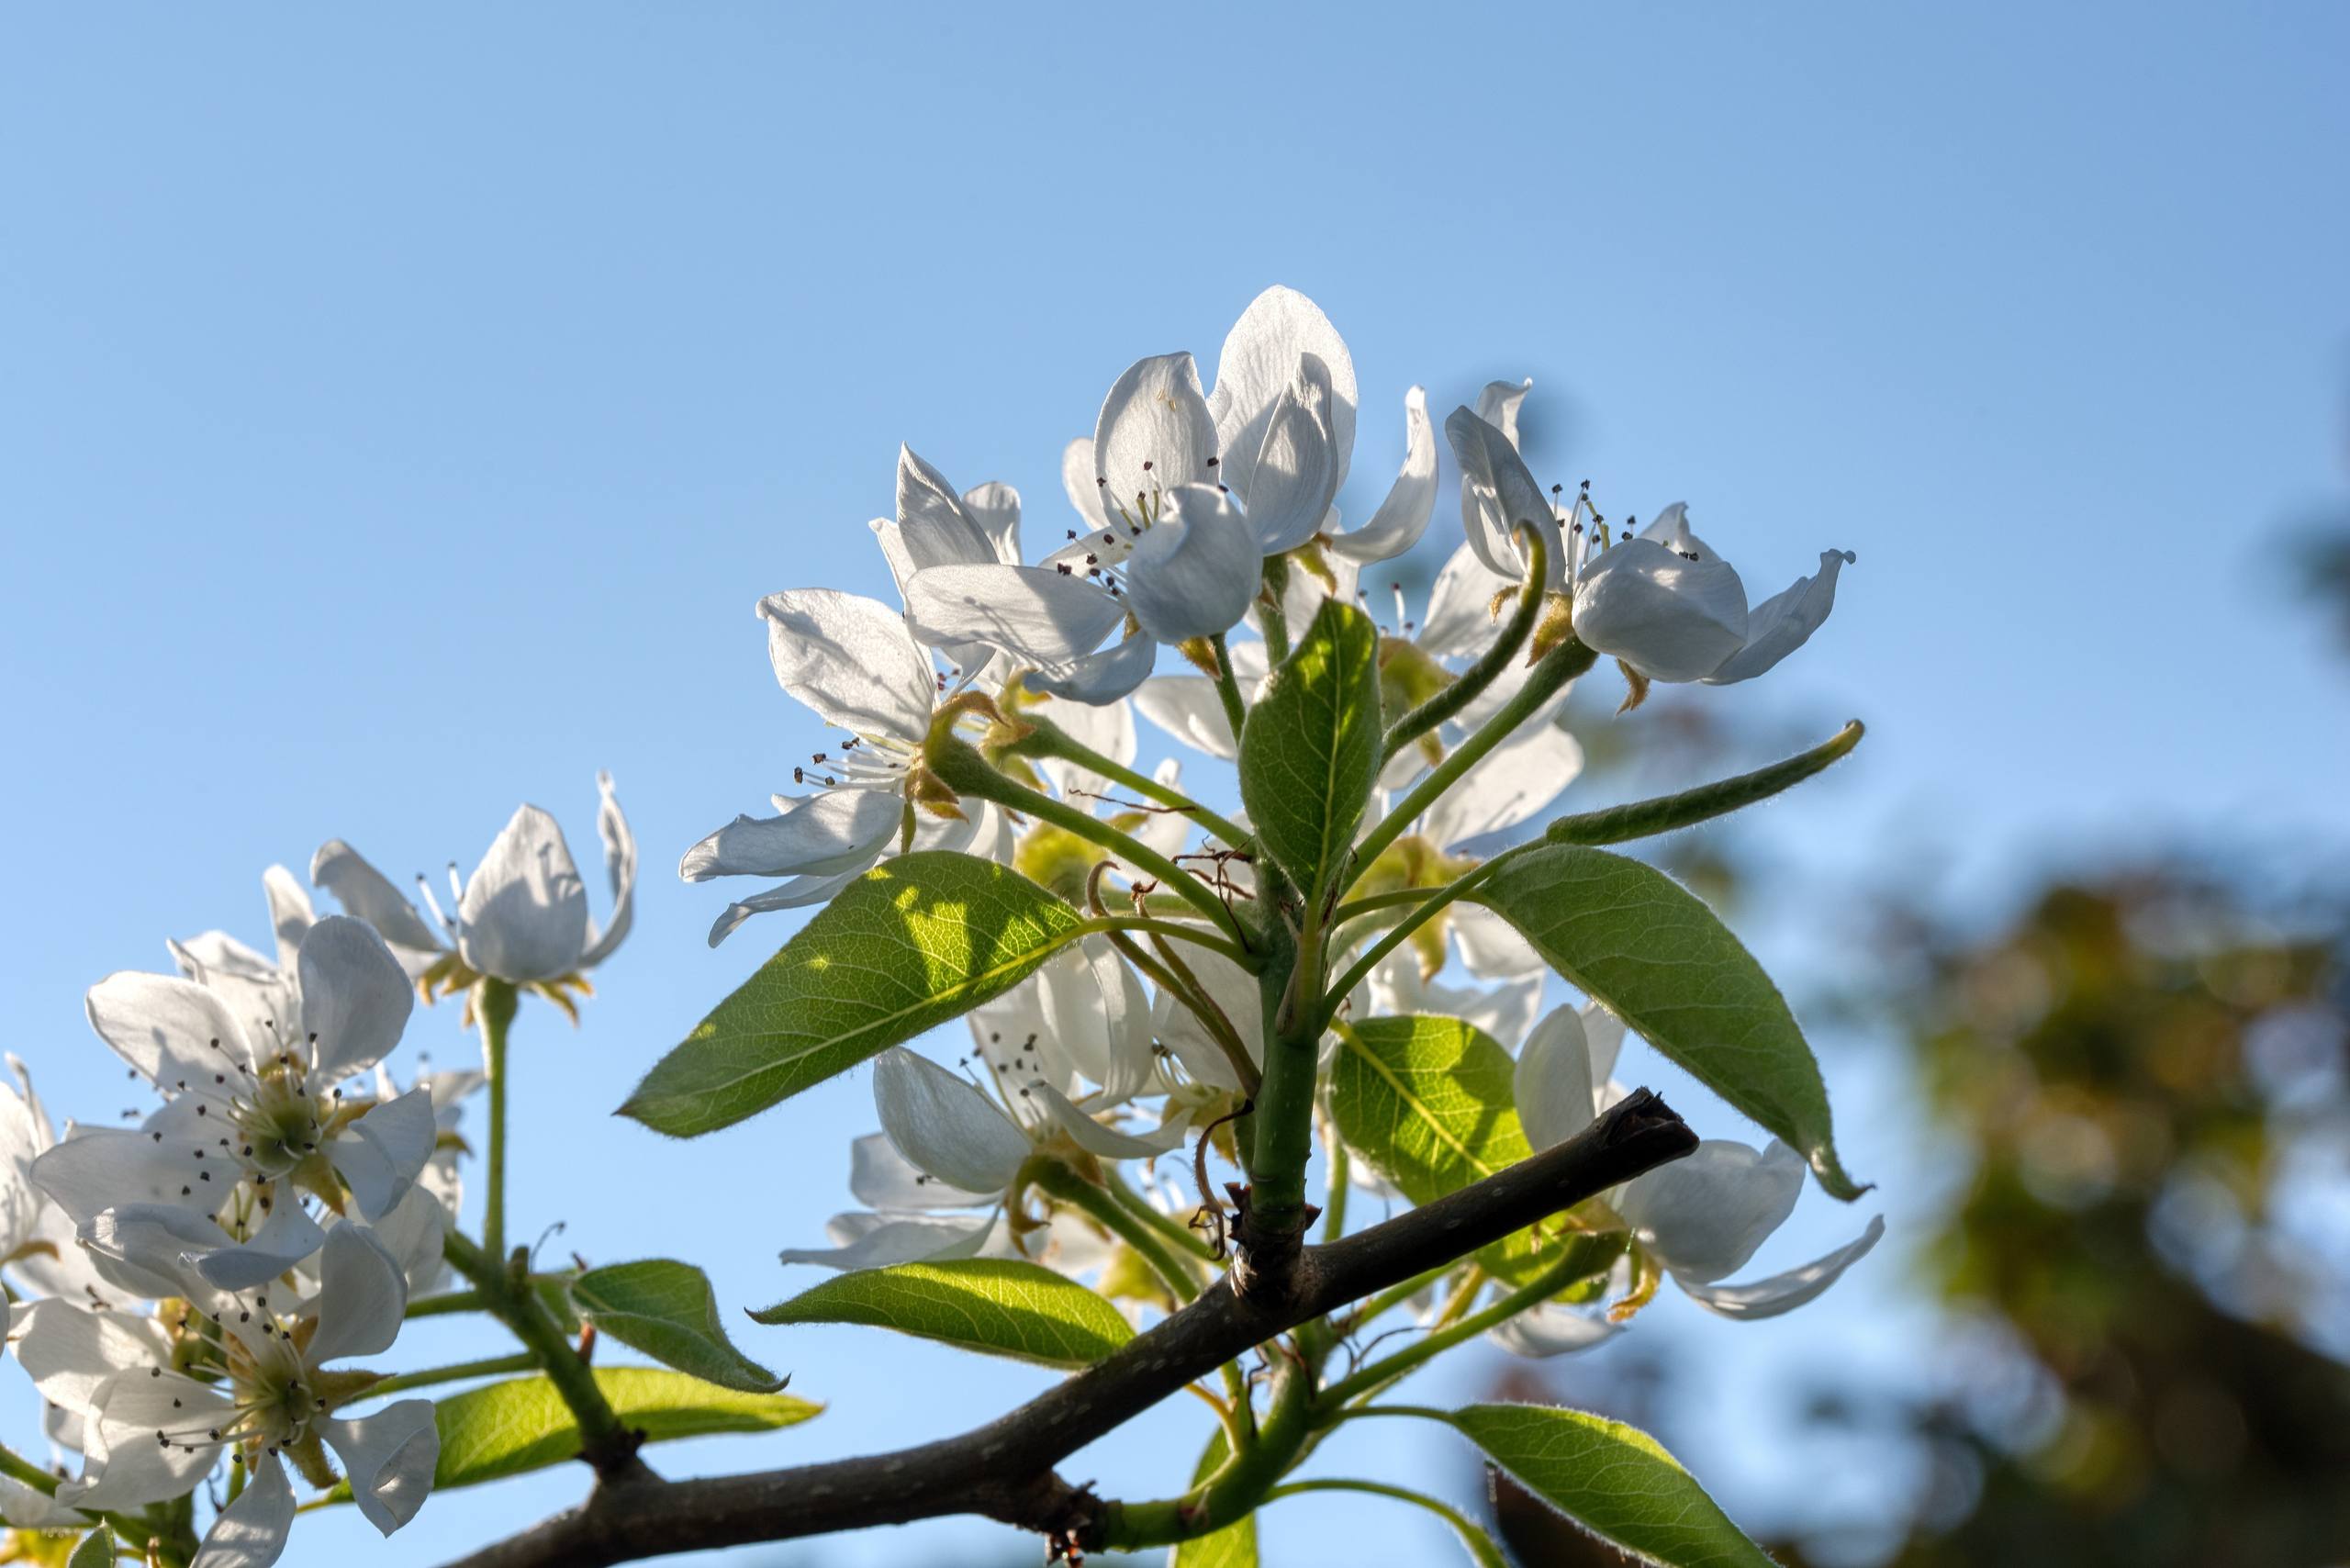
0,1060,125,1328
312,772,635,1000
33,914,437,1295
677,584,1018,946
1572,502,1855,685
1500,1000,1883,1348
903,288,1438,705
20,1225,437,1562
782,952,1190,1271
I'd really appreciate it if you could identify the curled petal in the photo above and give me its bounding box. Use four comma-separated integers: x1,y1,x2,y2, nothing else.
778,1210,999,1271
903,563,1126,668
1446,406,1560,588
1330,386,1436,564
190,1448,294,1568
296,916,414,1083
331,1088,438,1222
319,1401,439,1536
1026,630,1157,706
1703,548,1855,686
1473,377,1533,451
1059,437,1114,532
1678,1215,1886,1320
704,868,867,948
307,1224,408,1365
309,840,449,957
577,770,636,969
1095,352,1218,509
1239,354,1341,554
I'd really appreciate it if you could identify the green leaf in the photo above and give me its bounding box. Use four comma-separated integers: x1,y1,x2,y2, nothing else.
1171,1428,1257,1568
621,852,1083,1137
1238,597,1382,899
66,1528,112,1568
1332,1014,1572,1280
1476,845,1865,1199
751,1257,1132,1369
431,1367,820,1491
1330,1014,1533,1205
570,1259,785,1394
1445,1404,1777,1566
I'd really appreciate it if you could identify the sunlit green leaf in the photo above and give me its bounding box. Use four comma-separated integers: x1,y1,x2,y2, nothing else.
431,1368,820,1491
1446,1403,1776,1566
752,1258,1131,1369
621,853,1083,1137
570,1259,784,1393
1330,1014,1532,1203
1477,845,1865,1199
1239,597,1382,899
66,1528,112,1568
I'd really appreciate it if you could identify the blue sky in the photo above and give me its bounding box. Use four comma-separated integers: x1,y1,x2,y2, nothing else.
5,5,2346,1564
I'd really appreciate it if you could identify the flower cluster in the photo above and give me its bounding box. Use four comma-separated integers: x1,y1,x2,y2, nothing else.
3,786,629,1564
684,285,1872,1339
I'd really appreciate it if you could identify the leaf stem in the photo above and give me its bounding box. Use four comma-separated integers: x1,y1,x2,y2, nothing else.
403,1288,489,1320
1262,1480,1509,1568
369,1351,538,1397
1318,1240,1616,1409
1381,522,1549,766
1317,856,1511,1033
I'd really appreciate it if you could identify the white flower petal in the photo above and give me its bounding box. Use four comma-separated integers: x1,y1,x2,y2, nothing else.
680,790,900,884
1422,723,1583,850
296,916,413,1083
871,1048,1029,1196
1028,691,1136,802
1095,352,1218,510
1450,902,1543,980
1582,1002,1627,1085
66,1372,229,1510
260,866,316,969
1487,1300,1621,1358
1035,939,1153,1103
306,1224,407,1365
1618,1139,1805,1284
703,868,867,947
1473,377,1533,451
1678,1215,1886,1320
193,1199,330,1292
1419,542,1520,659
577,770,636,970
1239,355,1341,554
319,1401,439,1536
454,806,588,983
1133,676,1238,760
902,563,1126,667
12,1298,173,1416
1027,1080,1187,1160
893,445,996,570
1026,629,1157,706
1446,406,1560,587
1059,437,1113,532
1702,548,1854,685
758,588,938,742
84,972,254,1094
330,1089,437,1222
1330,386,1436,564
190,1449,294,1568
962,480,1023,563
1514,1004,1596,1151
1122,484,1259,645
778,1211,997,1271
309,842,449,956
1149,952,1264,1090
1572,534,1751,684
1208,286,1359,499
847,1131,992,1210
34,1124,211,1229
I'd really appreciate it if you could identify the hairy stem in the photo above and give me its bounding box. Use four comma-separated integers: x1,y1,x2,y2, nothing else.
1261,1480,1506,1568
371,1351,539,1397
1004,713,1252,850
1207,633,1251,749
444,1232,646,1482
1025,1159,1203,1304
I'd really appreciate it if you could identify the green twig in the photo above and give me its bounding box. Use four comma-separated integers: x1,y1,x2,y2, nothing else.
1004,713,1252,851
369,1351,538,1397
1024,1159,1204,1304
476,979,519,1265
1262,1479,1509,1568
1207,633,1251,748
1381,522,1549,765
